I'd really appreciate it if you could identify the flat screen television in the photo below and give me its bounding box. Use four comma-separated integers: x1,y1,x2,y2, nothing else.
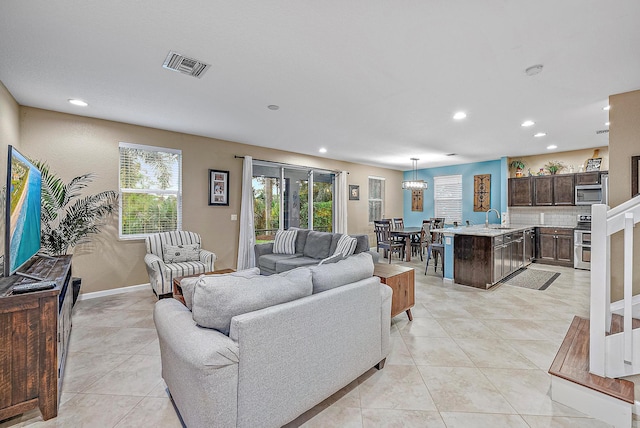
4,145,42,277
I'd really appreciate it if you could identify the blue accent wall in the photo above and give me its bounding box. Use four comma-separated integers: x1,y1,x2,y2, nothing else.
403,159,505,227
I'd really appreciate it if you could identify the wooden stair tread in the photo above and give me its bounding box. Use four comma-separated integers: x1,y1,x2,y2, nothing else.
609,313,640,335
549,315,635,404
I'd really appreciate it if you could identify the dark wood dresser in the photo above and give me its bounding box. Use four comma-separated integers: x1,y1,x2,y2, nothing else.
0,255,73,421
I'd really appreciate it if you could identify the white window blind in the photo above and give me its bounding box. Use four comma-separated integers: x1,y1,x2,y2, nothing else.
368,177,385,222
434,175,462,224
119,142,182,239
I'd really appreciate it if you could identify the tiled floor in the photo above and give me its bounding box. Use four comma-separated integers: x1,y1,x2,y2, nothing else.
1,259,614,427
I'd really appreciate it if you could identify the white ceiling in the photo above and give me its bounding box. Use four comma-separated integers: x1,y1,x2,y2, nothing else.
1,1,639,171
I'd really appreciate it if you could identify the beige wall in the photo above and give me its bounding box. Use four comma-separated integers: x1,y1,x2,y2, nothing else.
609,89,640,300
508,146,609,178
0,81,20,179
18,107,403,294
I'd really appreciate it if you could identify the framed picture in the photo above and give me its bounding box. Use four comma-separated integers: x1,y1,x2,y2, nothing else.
349,185,360,201
586,157,602,172
209,169,229,206
473,174,491,211
411,189,423,211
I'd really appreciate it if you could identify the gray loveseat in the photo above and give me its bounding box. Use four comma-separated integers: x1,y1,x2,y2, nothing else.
254,229,379,275
154,252,392,428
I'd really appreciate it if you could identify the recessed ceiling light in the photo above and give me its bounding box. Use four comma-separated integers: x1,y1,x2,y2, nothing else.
267,105,279,110
453,111,466,120
534,132,547,137
547,145,557,150
319,148,327,153
603,105,611,111
68,99,88,107
521,120,535,127
525,64,544,76
605,122,610,126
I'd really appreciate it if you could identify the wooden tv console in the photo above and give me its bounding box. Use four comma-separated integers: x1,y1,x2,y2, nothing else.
0,255,73,421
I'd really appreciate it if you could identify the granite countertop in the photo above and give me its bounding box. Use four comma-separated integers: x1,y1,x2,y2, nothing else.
431,224,575,237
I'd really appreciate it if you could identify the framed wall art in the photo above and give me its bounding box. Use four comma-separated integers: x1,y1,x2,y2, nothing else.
411,189,423,211
473,174,491,211
349,184,360,201
586,157,602,172
209,169,229,206
632,155,640,198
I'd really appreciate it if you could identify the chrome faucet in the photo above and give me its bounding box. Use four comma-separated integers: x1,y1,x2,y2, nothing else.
485,209,501,228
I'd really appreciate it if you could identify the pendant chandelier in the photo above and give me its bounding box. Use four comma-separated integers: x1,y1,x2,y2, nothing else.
402,158,428,190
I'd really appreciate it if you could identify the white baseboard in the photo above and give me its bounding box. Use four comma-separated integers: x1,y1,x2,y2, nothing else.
78,283,150,301
551,375,632,428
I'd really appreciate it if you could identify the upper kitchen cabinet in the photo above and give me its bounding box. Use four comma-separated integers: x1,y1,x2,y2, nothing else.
508,177,533,206
575,171,602,185
509,174,575,206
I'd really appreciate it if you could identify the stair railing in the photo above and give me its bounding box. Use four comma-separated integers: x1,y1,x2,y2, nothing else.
590,196,640,377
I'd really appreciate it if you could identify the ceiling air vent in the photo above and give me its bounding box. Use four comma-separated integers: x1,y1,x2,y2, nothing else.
162,51,210,78
596,129,609,135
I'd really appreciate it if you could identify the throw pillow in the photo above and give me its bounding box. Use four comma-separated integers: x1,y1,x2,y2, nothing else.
318,253,343,266
310,252,374,294
273,229,298,255
181,268,261,310
191,267,313,335
302,231,333,259
162,244,200,263
333,234,357,257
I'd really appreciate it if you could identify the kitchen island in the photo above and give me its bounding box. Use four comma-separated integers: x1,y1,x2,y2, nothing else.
433,225,536,289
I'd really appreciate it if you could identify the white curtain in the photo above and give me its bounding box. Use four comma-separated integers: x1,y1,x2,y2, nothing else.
237,156,256,270
334,171,348,234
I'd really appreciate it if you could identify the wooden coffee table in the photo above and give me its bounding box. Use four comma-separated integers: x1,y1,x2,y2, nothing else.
373,264,415,321
172,269,235,305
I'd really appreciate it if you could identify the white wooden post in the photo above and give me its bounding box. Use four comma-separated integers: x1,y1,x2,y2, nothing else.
623,212,634,364
590,204,608,376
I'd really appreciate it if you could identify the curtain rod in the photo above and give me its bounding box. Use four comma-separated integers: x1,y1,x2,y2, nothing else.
234,155,348,174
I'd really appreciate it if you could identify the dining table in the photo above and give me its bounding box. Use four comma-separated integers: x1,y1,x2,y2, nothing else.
391,227,422,262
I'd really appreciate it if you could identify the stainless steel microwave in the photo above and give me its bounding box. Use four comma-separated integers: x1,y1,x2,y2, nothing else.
575,175,608,205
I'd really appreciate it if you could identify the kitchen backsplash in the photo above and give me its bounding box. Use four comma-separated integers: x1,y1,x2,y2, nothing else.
508,206,591,227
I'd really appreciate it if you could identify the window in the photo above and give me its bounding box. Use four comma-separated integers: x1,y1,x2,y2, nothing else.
252,161,334,242
119,142,182,239
368,177,385,222
434,175,462,224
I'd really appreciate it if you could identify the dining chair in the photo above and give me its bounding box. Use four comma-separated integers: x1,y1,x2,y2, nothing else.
374,220,404,263
392,218,404,230
410,225,431,261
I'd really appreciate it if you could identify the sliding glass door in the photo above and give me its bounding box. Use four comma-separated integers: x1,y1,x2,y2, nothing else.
253,161,334,241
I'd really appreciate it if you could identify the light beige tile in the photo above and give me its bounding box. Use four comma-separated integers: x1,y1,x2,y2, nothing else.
521,414,613,427
404,336,474,367
84,354,162,396
454,338,538,369
136,338,161,356
439,318,500,339
290,406,362,428
114,397,182,428
423,300,475,319
440,411,529,427
417,366,516,414
505,339,561,370
362,408,446,427
397,317,449,338
61,351,131,393
386,336,415,366
358,365,437,411
480,367,588,417
39,393,143,427
147,380,170,398
73,327,158,355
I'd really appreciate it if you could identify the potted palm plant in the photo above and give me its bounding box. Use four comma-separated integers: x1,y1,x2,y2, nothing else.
33,161,118,303
544,161,566,175
509,160,526,178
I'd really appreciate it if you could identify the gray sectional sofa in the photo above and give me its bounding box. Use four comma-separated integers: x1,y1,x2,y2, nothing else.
254,228,379,275
154,252,392,428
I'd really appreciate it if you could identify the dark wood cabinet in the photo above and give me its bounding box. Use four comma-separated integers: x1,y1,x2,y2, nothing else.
535,227,573,267
508,177,533,206
532,174,574,206
576,171,601,185
0,256,73,422
454,235,493,289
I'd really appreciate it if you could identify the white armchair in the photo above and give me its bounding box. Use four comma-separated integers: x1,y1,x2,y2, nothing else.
144,231,217,297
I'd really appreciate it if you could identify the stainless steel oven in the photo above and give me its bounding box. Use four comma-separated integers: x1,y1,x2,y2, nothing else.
574,214,591,270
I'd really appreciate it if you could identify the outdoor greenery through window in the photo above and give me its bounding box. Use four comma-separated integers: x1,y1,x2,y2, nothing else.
253,162,334,243
119,142,182,238
368,177,385,222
